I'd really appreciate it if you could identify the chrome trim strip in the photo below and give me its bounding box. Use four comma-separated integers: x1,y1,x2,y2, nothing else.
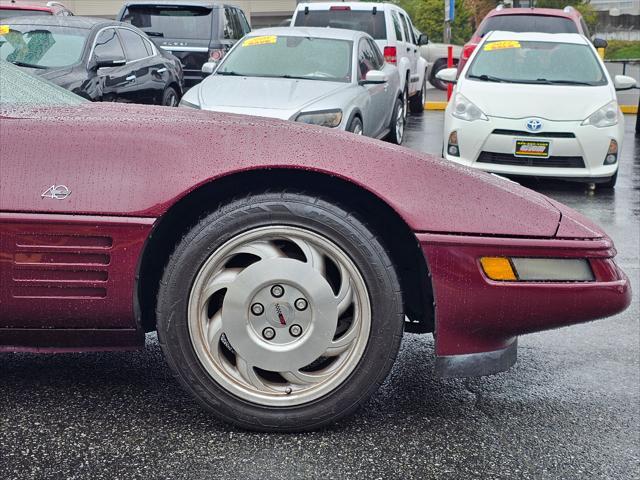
160,46,209,52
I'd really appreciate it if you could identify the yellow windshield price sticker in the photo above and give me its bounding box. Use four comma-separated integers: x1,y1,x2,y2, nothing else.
242,35,277,47
0,25,10,35
484,40,521,51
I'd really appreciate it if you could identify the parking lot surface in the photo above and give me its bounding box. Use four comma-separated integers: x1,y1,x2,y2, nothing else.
1,113,638,480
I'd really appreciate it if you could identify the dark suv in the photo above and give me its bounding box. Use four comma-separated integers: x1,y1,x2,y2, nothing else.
117,1,250,87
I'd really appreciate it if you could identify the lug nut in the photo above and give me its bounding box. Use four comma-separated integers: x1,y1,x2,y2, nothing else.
262,327,276,340
294,298,308,311
251,303,264,315
289,324,302,337
271,285,284,298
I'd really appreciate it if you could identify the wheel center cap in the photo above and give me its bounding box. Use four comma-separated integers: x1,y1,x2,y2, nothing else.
221,258,338,372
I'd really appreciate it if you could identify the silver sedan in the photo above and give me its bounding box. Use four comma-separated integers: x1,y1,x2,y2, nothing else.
180,27,405,144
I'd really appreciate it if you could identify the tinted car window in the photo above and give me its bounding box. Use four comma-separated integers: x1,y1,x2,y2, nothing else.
118,28,149,60
478,15,579,36
367,38,384,70
218,35,352,82
237,9,251,35
0,9,52,19
93,28,125,60
357,37,378,80
398,12,413,44
0,25,87,68
0,59,86,105
391,11,403,41
580,18,590,37
121,5,213,40
223,7,242,39
294,9,387,40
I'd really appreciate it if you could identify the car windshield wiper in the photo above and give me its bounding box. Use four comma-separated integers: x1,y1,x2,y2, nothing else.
9,60,46,69
142,30,164,37
216,71,244,76
468,74,508,83
534,78,597,86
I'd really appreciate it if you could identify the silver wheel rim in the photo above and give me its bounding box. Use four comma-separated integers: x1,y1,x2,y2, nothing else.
352,122,363,135
188,226,371,407
396,102,404,143
421,80,426,105
165,91,177,107
403,89,408,119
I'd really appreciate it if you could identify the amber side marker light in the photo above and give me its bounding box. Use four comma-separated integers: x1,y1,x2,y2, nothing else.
480,257,595,282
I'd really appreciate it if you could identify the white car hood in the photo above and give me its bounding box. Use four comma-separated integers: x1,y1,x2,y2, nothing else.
197,76,349,120
460,80,614,121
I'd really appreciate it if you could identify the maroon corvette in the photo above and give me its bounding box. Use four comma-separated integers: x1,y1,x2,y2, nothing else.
0,62,631,431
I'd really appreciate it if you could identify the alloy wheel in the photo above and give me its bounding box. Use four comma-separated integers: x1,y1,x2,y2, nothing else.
187,226,371,407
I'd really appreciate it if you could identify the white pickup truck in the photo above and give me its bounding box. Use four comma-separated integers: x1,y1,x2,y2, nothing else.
292,2,429,115
414,29,463,90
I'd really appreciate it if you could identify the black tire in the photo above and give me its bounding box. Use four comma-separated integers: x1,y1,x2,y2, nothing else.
430,59,452,91
386,97,405,145
156,192,404,432
600,171,618,189
161,86,179,107
347,116,363,135
409,75,426,114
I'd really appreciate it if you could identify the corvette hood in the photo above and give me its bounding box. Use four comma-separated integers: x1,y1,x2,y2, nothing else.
0,103,603,239
196,76,348,119
460,81,614,121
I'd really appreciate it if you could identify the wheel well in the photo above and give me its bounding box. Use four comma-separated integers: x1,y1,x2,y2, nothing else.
137,169,434,333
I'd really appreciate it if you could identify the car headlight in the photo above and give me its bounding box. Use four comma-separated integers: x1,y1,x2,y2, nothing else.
480,257,594,282
295,110,343,128
582,100,618,128
179,98,200,109
451,93,487,122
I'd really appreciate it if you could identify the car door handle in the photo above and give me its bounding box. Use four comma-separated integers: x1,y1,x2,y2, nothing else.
126,75,136,82
155,67,167,74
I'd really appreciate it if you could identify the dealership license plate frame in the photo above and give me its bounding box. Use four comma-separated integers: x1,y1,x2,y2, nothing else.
514,139,551,159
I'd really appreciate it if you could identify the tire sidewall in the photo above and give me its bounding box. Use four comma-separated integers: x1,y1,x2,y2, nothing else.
157,193,403,431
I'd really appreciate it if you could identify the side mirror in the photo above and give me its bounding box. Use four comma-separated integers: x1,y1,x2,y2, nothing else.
94,56,126,69
614,74,636,91
436,67,457,84
360,70,387,85
202,61,217,75
418,33,429,46
593,37,608,49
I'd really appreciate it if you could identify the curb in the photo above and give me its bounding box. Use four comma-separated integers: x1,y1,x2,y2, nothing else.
425,102,638,114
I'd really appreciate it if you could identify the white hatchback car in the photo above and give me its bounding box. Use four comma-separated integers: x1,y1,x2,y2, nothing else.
437,31,636,188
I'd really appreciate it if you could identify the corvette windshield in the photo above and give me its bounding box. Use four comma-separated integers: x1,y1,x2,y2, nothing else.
0,25,87,68
0,59,86,105
217,35,353,83
467,40,607,86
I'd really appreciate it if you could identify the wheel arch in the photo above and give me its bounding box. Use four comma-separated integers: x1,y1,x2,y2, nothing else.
137,168,434,334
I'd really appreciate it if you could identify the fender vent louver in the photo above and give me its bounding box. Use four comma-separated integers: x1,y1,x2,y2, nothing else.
11,234,112,299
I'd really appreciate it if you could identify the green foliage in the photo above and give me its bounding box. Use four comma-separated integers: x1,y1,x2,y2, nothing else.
389,0,474,44
604,40,640,60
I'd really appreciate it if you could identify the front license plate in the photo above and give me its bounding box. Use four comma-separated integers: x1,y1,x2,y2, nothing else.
514,140,550,158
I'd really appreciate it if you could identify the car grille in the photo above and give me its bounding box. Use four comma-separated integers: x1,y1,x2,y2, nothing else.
492,129,576,138
477,151,586,168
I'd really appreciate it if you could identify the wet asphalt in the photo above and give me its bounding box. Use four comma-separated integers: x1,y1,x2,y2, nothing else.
1,113,638,480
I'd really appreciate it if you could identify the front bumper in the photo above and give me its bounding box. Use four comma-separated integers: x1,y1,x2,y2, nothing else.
443,114,623,181
419,233,631,378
